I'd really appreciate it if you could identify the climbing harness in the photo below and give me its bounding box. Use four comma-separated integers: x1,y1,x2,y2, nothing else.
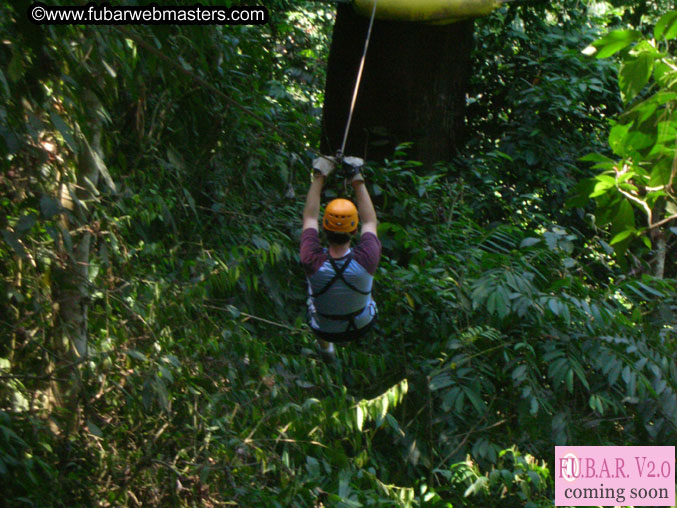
308,253,375,339
309,307,377,343
311,254,371,299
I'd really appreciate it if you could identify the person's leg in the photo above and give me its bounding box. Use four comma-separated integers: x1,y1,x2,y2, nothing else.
317,338,336,363
307,301,335,362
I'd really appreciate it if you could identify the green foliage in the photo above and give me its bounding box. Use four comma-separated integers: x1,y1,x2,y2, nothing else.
1,1,676,507
570,10,677,268
365,148,676,504
448,447,551,508
466,0,622,223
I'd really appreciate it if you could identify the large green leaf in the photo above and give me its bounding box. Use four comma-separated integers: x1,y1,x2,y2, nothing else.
593,29,641,59
654,11,677,40
589,174,616,198
578,152,617,170
623,130,654,155
619,51,655,102
608,123,631,156
648,159,673,187
609,228,635,246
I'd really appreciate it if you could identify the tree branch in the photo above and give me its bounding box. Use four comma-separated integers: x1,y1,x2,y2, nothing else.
617,187,653,227
649,214,677,229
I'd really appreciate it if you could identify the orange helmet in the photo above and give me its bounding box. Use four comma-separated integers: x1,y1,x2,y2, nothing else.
323,199,358,233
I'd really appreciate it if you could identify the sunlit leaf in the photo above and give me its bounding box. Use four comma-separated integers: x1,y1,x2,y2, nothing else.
619,52,654,102
593,29,641,58
654,11,677,40
608,123,631,156
356,405,364,431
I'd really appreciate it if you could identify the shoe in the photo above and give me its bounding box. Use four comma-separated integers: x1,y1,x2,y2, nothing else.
318,342,336,364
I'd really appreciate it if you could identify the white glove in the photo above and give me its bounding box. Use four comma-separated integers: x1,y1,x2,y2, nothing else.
343,156,365,183
343,156,364,169
312,156,337,176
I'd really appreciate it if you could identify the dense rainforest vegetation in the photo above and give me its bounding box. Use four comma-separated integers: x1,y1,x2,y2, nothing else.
1,0,676,506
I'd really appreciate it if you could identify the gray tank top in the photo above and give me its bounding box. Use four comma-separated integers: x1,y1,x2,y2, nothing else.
306,251,376,333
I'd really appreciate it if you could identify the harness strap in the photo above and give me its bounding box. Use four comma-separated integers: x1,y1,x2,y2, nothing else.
310,254,353,298
327,257,371,296
318,306,366,333
310,254,371,298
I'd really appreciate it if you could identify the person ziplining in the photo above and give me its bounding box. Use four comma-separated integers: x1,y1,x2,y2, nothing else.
300,156,381,362
297,0,507,363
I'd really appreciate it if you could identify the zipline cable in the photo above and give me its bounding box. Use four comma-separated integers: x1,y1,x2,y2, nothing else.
337,0,379,160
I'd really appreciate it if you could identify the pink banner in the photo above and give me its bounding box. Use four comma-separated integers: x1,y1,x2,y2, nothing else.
555,446,675,506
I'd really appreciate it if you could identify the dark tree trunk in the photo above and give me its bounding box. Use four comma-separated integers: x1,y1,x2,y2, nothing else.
320,4,474,166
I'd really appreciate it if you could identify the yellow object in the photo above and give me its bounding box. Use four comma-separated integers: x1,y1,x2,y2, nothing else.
323,199,359,233
352,0,503,23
